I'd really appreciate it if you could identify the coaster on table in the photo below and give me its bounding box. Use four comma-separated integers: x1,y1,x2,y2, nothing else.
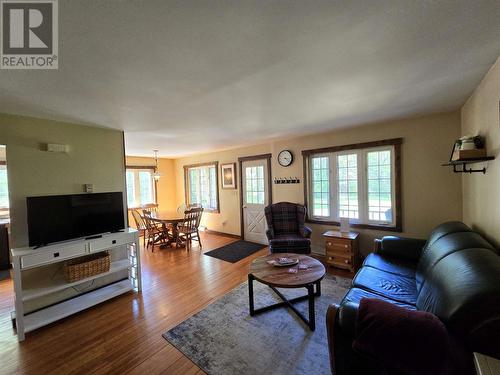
288,268,298,274
298,264,309,270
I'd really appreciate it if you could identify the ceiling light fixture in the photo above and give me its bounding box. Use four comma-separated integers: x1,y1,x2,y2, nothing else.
153,149,161,181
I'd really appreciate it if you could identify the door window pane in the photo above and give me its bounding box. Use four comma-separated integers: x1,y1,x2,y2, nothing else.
245,166,265,204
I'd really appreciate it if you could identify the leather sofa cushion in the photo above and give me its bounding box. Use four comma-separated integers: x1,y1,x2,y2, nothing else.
342,287,416,310
363,253,416,278
353,267,418,305
416,231,495,292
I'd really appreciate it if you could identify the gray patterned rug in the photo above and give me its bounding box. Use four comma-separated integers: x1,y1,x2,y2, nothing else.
163,274,351,375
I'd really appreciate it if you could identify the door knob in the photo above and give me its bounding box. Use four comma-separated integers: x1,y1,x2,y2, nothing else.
243,205,247,208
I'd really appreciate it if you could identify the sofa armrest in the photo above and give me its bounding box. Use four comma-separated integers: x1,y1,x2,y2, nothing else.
326,304,339,375
376,236,426,262
327,302,359,375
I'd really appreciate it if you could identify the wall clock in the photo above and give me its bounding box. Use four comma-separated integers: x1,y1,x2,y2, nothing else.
278,150,293,167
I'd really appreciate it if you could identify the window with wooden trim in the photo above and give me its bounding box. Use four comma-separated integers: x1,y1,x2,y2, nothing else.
303,139,402,231
184,162,219,212
125,167,156,208
0,164,9,210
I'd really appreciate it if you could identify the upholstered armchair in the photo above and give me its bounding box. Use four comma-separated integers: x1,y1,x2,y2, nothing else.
264,202,312,254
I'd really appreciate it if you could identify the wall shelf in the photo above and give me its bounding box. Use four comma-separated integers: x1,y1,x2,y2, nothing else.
442,156,495,174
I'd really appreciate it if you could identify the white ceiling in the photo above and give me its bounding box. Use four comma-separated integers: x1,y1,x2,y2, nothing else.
1,1,499,157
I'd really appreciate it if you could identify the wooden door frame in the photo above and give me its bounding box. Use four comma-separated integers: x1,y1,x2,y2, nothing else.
238,153,273,240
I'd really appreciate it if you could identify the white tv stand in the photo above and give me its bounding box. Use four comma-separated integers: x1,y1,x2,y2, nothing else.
10,228,141,341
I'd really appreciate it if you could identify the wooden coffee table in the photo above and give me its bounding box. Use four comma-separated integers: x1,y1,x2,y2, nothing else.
248,253,326,331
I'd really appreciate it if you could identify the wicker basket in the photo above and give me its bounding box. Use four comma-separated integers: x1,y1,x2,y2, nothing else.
64,252,111,283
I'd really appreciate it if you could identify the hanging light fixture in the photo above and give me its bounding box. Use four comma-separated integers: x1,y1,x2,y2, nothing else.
153,149,161,181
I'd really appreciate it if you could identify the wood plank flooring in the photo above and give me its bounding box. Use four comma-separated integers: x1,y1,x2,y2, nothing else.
0,233,352,375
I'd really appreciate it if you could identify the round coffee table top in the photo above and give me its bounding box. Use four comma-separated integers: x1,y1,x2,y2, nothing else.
249,253,326,288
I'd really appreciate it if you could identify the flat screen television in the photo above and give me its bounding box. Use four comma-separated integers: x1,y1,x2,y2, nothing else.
27,192,125,247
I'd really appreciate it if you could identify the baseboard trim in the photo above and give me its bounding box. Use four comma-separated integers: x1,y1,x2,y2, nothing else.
204,229,242,239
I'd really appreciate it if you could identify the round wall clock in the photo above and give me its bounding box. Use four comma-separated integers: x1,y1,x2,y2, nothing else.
278,150,293,167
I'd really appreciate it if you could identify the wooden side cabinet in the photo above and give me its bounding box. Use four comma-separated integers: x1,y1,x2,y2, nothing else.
323,230,359,272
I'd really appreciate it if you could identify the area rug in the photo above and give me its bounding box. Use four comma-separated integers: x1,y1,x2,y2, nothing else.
163,274,351,375
204,240,266,263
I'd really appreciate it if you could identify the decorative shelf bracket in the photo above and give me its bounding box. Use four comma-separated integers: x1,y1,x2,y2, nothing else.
452,163,486,174
442,156,494,174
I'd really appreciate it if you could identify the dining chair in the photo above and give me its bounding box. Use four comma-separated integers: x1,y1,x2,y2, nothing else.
131,209,147,248
178,207,204,250
142,210,165,251
142,203,159,212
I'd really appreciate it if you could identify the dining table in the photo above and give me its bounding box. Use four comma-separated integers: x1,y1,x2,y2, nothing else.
148,211,186,248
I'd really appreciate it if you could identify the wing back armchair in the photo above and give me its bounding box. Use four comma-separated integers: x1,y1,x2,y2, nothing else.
264,202,312,254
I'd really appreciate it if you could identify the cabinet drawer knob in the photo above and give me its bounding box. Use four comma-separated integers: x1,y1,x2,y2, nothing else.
327,242,331,246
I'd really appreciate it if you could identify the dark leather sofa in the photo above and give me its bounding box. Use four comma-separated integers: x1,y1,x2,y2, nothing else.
326,221,500,374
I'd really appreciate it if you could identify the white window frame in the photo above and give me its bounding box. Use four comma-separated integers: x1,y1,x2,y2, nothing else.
126,167,157,208
306,142,400,230
184,162,219,213
0,164,10,220
364,146,396,226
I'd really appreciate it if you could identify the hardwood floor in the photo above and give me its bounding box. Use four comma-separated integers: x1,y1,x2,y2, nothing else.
0,233,353,375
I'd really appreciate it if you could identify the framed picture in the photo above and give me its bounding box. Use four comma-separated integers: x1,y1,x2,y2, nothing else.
221,163,237,189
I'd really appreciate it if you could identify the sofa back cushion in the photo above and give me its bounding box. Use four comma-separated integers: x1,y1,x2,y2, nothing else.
415,248,500,358
423,221,473,249
416,230,495,292
416,222,474,291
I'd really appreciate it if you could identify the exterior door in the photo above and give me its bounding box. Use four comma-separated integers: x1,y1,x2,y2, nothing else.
242,159,269,244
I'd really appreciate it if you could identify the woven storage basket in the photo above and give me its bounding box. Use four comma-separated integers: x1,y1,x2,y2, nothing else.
64,252,111,283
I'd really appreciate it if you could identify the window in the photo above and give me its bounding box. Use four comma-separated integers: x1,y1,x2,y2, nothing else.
245,166,265,204
304,139,401,231
311,156,330,216
184,162,219,212
126,168,156,207
367,149,393,222
0,164,9,209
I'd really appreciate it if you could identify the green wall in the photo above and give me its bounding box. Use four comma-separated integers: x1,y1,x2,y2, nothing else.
0,113,126,248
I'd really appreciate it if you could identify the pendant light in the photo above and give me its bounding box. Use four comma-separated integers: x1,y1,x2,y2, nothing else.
153,150,161,181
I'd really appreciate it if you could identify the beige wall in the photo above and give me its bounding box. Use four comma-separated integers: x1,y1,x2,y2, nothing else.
461,57,500,248
175,111,463,254
0,113,126,248
125,156,177,226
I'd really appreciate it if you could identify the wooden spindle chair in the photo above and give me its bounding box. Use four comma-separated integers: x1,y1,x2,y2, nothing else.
131,209,147,248
178,207,203,250
142,210,165,251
